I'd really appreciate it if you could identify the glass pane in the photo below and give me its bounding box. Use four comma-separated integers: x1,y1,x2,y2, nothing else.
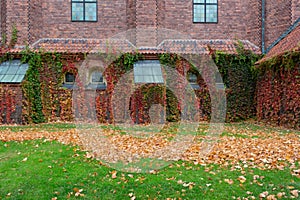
72,0,83,1
91,72,103,83
85,3,97,21
2,75,14,82
72,3,84,21
65,73,75,83
0,65,9,75
206,5,217,22
188,73,197,83
194,5,205,22
16,65,28,75
85,0,96,2
194,0,204,3
206,0,217,3
6,65,18,75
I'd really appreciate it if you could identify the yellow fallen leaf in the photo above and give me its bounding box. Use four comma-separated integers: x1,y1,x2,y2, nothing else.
266,194,276,200
237,176,246,183
224,179,234,185
111,170,117,179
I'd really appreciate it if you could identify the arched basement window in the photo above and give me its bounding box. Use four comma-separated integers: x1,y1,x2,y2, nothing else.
62,72,76,89
65,72,75,84
87,70,106,90
91,71,104,84
187,71,200,89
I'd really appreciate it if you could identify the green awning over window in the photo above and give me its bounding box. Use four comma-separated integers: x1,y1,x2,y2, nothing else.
0,60,29,83
133,60,164,84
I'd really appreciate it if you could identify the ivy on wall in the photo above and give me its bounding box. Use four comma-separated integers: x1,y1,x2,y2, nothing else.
257,50,300,129
0,44,262,124
213,45,261,121
21,49,46,123
0,85,17,123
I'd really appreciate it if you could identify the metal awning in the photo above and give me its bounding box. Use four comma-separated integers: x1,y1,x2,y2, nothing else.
133,60,164,84
0,60,29,83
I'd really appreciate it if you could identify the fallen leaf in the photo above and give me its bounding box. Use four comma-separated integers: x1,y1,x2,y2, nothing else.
276,192,284,199
290,190,299,198
237,176,246,183
259,191,269,198
266,194,276,200
111,170,117,179
224,179,234,184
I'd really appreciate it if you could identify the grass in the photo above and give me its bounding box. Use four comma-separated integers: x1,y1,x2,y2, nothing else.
0,123,76,132
0,140,299,199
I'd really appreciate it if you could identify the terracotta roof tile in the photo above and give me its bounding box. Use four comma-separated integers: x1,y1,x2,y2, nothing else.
30,38,260,55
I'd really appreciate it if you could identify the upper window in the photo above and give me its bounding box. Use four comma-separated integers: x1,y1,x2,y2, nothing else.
193,0,218,23
71,0,97,22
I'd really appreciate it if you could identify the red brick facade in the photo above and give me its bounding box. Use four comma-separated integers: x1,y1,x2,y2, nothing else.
292,0,300,23
0,0,298,52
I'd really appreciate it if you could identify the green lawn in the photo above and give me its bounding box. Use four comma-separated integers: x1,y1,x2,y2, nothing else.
0,122,299,199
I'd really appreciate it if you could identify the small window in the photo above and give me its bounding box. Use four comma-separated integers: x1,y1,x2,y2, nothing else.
187,71,200,89
65,72,75,84
90,71,104,84
193,0,218,23
72,0,97,22
187,72,198,83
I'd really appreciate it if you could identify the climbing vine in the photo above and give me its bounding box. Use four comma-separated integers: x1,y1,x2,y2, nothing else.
21,49,46,123
257,50,300,129
1,42,262,124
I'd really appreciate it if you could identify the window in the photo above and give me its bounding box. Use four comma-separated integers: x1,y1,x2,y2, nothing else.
87,71,106,90
62,72,76,89
0,60,29,83
133,60,164,84
65,72,75,84
187,72,198,83
71,0,97,22
90,71,104,84
193,0,218,23
187,71,200,89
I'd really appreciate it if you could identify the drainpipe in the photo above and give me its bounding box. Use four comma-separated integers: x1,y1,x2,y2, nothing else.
261,0,266,54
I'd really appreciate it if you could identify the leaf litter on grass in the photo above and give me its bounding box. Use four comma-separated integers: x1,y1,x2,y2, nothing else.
0,123,299,172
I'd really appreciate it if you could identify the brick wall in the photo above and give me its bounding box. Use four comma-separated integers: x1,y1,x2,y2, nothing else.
292,0,300,23
1,0,298,52
29,0,43,44
0,84,23,124
40,0,128,40
136,0,157,47
0,1,2,37
244,0,262,51
161,0,262,48
126,0,136,44
0,0,7,42
6,0,29,46
265,0,292,49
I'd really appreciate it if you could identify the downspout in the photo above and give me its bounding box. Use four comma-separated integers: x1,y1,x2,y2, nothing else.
261,0,266,54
